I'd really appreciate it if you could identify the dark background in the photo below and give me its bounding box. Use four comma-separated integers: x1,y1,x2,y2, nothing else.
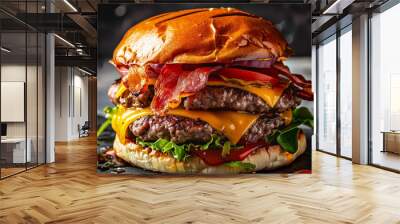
97,3,312,174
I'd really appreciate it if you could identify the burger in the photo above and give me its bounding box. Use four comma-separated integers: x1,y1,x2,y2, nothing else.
105,8,313,174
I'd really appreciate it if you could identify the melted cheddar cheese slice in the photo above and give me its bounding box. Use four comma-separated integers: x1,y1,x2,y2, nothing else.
112,107,259,145
115,84,127,99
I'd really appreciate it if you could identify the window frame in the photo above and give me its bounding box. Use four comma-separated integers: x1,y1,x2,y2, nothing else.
315,24,353,161
367,0,400,173
0,2,48,180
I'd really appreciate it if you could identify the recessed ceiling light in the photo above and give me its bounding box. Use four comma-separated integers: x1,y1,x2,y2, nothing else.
323,0,354,15
54,34,75,48
63,0,78,12
78,67,92,76
1,47,11,53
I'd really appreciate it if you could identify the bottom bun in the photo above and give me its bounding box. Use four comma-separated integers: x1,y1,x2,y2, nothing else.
113,132,307,174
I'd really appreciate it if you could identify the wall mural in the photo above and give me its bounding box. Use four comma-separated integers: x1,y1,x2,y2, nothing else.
97,3,313,175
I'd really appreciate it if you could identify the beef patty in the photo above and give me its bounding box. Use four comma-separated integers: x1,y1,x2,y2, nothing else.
183,86,300,113
129,115,284,145
113,85,300,113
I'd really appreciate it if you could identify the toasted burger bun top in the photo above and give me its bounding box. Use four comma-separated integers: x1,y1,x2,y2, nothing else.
113,8,290,67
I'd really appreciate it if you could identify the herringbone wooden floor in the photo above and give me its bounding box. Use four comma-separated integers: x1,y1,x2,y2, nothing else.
1,136,400,224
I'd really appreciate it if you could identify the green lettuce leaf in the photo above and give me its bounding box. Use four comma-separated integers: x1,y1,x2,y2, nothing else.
266,107,313,154
173,144,186,161
201,134,226,150
214,135,223,147
97,106,118,137
293,107,314,128
221,141,231,157
136,138,154,148
200,134,215,150
136,134,237,162
138,138,188,161
224,161,256,172
152,139,169,150
277,127,300,153
162,142,175,153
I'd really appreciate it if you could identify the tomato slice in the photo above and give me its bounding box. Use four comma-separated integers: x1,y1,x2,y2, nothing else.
192,142,267,166
218,68,280,86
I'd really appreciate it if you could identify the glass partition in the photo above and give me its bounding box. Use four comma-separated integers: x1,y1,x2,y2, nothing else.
0,30,28,177
27,30,38,169
0,1,46,179
38,32,46,165
317,36,337,154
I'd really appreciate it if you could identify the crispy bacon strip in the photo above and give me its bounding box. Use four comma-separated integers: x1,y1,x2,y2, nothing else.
113,60,313,106
264,63,313,101
297,88,314,101
151,64,220,113
116,64,159,95
272,63,312,88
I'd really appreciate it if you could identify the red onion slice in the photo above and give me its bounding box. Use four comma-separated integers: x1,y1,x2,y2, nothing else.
232,58,276,68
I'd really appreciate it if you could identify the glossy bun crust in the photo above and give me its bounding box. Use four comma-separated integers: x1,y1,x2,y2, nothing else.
113,133,306,174
112,8,290,67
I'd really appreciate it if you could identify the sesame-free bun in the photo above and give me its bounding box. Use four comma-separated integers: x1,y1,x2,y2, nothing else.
112,8,290,67
113,132,306,174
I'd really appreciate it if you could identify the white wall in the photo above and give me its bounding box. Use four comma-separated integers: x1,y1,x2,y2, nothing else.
71,72,89,138
54,67,89,141
1,65,26,141
55,66,69,141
